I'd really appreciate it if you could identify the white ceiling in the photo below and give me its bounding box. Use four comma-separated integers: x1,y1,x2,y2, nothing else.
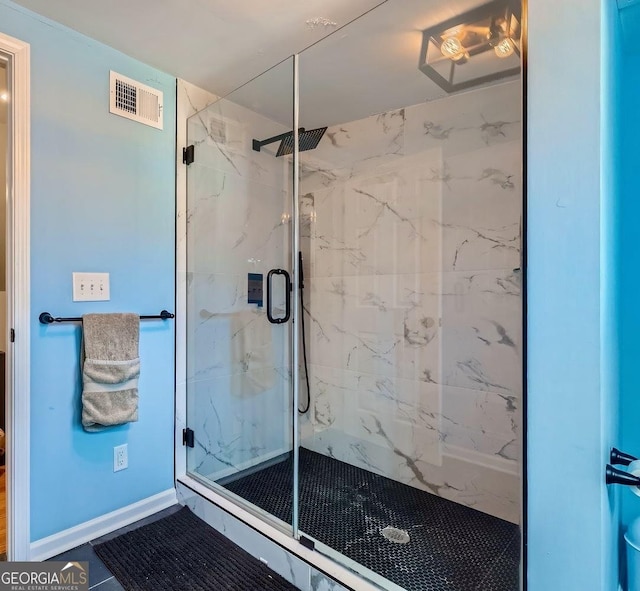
225,0,504,128
11,0,388,96
11,0,517,126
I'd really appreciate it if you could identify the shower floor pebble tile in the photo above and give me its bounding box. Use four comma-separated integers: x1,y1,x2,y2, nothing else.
225,448,520,591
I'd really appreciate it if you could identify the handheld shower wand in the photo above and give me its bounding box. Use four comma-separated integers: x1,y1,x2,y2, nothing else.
299,251,310,414
299,250,305,289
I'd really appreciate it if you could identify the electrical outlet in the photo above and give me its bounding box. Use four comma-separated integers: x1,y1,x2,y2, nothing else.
114,444,128,472
73,272,110,302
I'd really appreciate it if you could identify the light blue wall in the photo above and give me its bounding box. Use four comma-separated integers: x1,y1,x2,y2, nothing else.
603,1,622,588
528,0,620,589
617,2,640,583
0,0,176,541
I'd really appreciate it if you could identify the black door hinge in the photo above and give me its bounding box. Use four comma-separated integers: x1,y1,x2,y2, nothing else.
183,427,195,448
183,145,195,165
10,329,14,343
300,536,315,550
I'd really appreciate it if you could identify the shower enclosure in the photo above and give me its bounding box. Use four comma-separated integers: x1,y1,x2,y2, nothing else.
184,1,523,589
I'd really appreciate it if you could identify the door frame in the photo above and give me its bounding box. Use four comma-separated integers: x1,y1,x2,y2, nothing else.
0,31,31,562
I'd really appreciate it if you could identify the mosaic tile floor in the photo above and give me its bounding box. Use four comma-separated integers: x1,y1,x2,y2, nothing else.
225,448,520,591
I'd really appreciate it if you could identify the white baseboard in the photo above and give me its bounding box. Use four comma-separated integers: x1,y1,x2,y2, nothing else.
29,488,177,561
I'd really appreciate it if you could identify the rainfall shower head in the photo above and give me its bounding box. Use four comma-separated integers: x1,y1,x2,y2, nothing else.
252,127,327,157
276,127,327,157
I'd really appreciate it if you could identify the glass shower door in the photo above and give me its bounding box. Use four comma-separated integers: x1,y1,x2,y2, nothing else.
294,1,523,590
184,57,298,532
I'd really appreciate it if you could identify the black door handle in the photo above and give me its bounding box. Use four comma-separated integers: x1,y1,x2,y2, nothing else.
606,464,640,487
610,447,638,466
606,447,640,486
266,269,291,324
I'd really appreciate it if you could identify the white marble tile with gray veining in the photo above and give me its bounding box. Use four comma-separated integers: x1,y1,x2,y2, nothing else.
186,275,287,383
310,569,349,591
404,80,521,158
187,375,291,480
301,427,518,523
298,80,522,523
440,269,521,396
438,141,522,272
305,273,445,384
186,98,289,190
186,167,290,275
303,363,442,466
306,365,359,433
177,81,220,274
308,159,445,279
441,384,520,463
299,108,406,193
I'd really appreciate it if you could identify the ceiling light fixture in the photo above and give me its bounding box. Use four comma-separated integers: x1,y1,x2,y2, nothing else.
418,0,521,93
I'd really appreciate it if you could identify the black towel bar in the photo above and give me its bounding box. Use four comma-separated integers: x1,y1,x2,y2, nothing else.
39,310,175,324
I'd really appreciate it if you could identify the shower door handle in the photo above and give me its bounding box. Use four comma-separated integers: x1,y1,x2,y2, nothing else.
266,269,291,324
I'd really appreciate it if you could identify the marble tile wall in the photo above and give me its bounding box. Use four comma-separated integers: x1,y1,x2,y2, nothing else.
181,79,295,482
298,81,522,523
176,79,218,482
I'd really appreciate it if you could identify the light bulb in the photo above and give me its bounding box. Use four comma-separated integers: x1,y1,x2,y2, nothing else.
494,38,515,59
440,37,466,61
0,92,7,102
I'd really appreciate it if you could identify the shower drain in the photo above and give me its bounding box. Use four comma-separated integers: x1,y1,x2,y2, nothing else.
380,526,410,544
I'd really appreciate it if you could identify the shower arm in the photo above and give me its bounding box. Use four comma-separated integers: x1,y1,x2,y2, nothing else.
252,128,305,152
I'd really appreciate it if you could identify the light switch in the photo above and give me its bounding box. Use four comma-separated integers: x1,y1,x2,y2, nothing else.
73,272,110,302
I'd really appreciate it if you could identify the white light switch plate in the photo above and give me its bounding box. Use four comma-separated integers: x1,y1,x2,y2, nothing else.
72,272,110,302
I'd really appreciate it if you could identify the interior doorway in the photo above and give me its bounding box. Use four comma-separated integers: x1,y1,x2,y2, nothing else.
0,30,30,562
0,57,7,561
